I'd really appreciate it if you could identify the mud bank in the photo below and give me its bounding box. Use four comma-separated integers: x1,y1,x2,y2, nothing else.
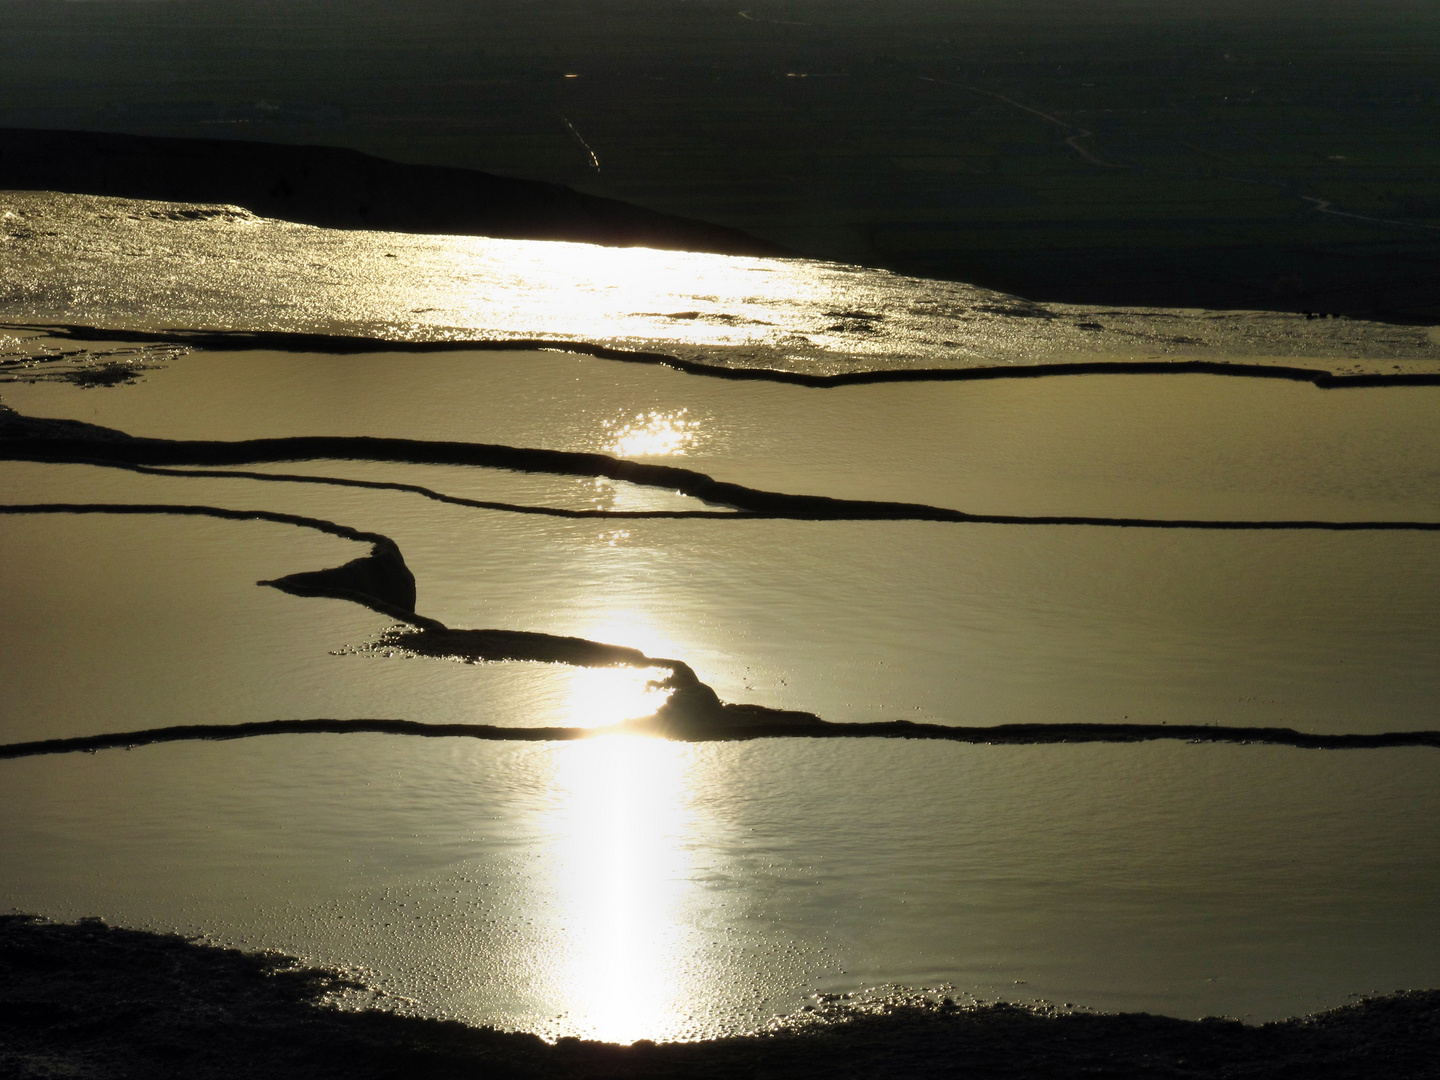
4,715,1440,762
8,494,1440,751
6,496,1440,750
12,322,1440,389
8,489,1440,754
0,500,803,733
3,915,1436,1080
6,407,1440,531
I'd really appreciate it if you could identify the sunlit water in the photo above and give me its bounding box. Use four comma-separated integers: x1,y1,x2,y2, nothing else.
2,195,1440,1041
3,190,1438,373
545,737,695,1042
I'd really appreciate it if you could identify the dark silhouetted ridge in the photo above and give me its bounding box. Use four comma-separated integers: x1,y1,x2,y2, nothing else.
0,128,787,257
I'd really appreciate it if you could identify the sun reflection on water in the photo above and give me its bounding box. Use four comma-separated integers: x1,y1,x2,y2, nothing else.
545,735,696,1043
563,665,671,729
534,609,703,1043
604,409,699,458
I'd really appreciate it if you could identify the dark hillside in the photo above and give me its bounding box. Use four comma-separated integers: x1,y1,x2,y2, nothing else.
0,128,786,257
2,1,1437,316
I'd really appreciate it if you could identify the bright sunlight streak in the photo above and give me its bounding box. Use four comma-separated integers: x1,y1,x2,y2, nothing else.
560,611,681,729
604,409,700,458
563,665,671,729
545,734,696,1043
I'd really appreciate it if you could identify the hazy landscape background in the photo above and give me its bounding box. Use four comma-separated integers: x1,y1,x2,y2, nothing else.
5,0,1439,316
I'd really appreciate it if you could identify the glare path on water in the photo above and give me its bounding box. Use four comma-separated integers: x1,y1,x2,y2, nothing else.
544,735,695,1043
2,190,1436,376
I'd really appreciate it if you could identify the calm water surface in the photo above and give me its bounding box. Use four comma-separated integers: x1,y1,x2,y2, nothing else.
2,200,1440,1041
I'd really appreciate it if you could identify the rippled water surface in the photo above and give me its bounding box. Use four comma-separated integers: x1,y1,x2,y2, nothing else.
2,197,1440,1041
4,191,1439,373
